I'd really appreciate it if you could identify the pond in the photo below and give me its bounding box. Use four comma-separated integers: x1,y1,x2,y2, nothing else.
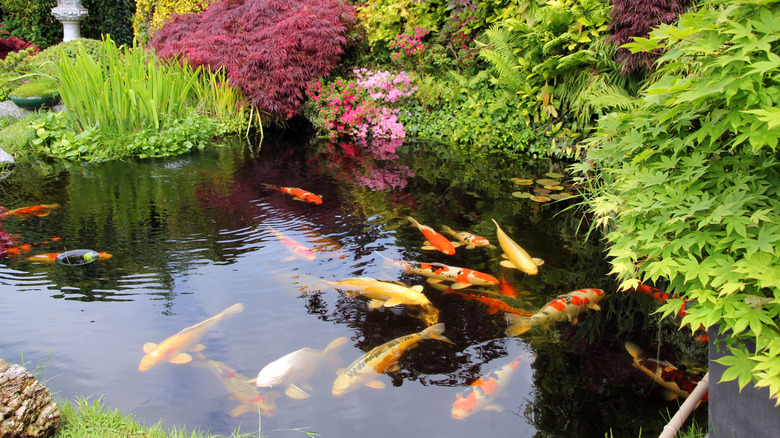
0,133,708,438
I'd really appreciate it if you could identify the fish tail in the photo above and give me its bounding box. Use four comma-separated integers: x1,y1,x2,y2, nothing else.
421,323,454,344
407,216,420,228
505,313,535,336
324,336,349,354
624,342,643,360
440,225,455,236
222,303,245,317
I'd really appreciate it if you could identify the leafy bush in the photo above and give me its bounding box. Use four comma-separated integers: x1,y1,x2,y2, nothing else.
149,0,356,121
9,76,59,98
18,38,103,77
575,0,780,405
0,0,61,48
0,46,38,100
80,0,136,47
0,25,39,59
133,0,216,44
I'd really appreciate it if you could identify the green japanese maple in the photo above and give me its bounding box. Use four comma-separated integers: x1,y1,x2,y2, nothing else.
575,0,780,404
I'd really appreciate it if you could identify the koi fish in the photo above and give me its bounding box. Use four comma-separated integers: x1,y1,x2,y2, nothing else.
492,219,544,275
431,282,532,316
627,283,688,317
325,277,432,309
496,270,527,298
451,355,525,419
265,224,316,261
407,216,458,255
441,225,492,249
262,184,322,205
191,352,277,418
378,253,498,289
255,336,348,399
4,236,62,258
139,303,244,371
625,342,708,403
505,288,605,336
2,204,60,220
26,252,112,263
332,323,453,396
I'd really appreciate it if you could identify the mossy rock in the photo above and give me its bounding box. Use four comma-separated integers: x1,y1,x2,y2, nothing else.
18,38,103,77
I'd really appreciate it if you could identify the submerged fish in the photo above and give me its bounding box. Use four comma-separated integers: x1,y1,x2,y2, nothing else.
266,223,316,261
138,303,244,371
255,336,348,399
3,204,60,220
263,184,322,205
441,225,492,249
625,342,707,403
192,352,277,418
378,253,498,289
429,282,532,316
326,277,431,309
452,355,526,419
407,216,458,255
26,252,112,263
492,219,543,275
332,323,453,396
505,288,605,336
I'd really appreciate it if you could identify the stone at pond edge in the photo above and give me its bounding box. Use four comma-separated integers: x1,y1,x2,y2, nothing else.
0,359,61,438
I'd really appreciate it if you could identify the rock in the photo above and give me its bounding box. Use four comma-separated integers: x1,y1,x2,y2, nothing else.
0,359,61,438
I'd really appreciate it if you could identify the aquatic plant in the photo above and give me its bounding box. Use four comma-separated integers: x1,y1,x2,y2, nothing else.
149,0,356,121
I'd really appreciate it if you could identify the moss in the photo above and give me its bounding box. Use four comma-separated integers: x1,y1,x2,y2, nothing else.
9,76,59,98
18,38,103,77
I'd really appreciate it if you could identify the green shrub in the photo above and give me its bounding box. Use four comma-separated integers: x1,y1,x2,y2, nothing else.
0,46,38,100
9,76,59,98
18,38,103,77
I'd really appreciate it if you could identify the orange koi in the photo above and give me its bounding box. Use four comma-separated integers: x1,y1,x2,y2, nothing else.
625,342,708,403
452,355,526,419
407,216,458,255
266,224,316,261
496,271,527,298
5,243,32,257
626,283,688,317
441,225,492,249
3,204,60,220
430,282,532,316
378,253,498,289
505,288,605,336
263,184,322,205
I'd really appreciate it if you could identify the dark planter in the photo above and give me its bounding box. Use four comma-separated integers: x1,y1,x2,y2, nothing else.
10,93,61,110
708,325,780,437
55,249,101,266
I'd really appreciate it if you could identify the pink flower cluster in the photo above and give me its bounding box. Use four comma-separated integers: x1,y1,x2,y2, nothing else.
389,28,428,63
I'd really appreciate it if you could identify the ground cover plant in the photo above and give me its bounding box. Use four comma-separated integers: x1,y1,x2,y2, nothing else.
574,0,780,405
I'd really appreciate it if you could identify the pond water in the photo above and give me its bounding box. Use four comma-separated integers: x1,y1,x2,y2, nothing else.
0,133,707,438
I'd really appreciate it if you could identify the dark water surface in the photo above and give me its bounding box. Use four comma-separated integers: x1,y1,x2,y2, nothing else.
0,134,707,437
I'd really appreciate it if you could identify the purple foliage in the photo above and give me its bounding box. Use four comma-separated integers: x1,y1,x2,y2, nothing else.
609,0,693,74
0,26,39,60
150,0,356,120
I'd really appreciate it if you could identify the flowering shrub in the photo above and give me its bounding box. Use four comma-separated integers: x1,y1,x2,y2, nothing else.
307,69,417,140
389,28,428,70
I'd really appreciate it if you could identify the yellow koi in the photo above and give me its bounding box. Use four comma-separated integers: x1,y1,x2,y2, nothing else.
492,219,544,275
325,277,431,308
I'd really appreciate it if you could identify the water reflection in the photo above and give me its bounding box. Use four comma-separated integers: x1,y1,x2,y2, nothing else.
0,134,708,437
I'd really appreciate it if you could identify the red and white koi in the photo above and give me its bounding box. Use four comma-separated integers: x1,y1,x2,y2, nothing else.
266,224,316,261
191,352,277,417
332,323,453,396
378,253,498,289
441,225,492,249
492,219,543,275
262,184,322,205
451,355,526,419
408,216,458,255
505,288,605,336
625,342,708,403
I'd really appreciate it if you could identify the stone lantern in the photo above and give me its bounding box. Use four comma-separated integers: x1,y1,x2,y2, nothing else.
51,0,89,42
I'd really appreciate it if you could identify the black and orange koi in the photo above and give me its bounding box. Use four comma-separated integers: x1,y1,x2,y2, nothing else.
262,184,322,205
505,288,605,335
625,342,708,404
452,355,526,419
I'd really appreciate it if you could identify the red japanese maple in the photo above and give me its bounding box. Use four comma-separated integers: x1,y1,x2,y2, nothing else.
150,0,356,121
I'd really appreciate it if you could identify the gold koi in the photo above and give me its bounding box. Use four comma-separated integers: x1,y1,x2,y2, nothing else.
492,219,544,275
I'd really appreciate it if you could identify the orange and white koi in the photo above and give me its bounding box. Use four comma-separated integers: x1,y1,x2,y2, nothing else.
492,219,544,275
505,288,605,336
266,224,316,261
408,216,458,255
139,303,244,371
262,184,322,205
429,282,532,316
325,277,431,309
441,225,492,249
255,336,348,399
378,253,498,289
26,252,112,263
451,355,526,419
2,204,60,220
191,352,277,417
625,342,708,403
332,323,453,396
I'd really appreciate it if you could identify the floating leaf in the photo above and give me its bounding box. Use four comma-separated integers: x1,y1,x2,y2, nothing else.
545,172,565,179
512,191,533,199
549,193,575,200
511,178,534,185
533,187,551,195
536,178,561,186
530,195,552,203
544,185,565,191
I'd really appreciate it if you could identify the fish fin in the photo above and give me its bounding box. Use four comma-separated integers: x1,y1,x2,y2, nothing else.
190,344,206,352
382,298,403,307
301,382,314,391
485,404,505,412
421,245,436,251
336,368,347,376
662,390,679,401
532,258,545,266
590,303,602,311
368,299,386,309
500,260,518,269
451,283,470,290
501,254,509,259
451,241,461,248
466,244,476,249
246,378,257,385
292,197,304,202
505,314,534,336
169,353,193,364
410,285,424,293
285,384,311,400
282,256,297,262
230,405,251,417
426,278,444,284
386,364,401,373
365,380,386,390
143,342,158,353
486,307,500,315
